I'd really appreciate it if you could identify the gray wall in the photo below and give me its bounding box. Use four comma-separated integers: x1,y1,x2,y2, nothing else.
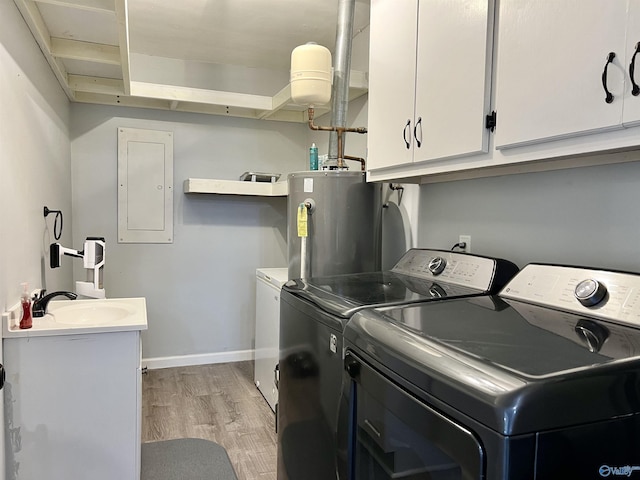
418,160,640,272
70,104,309,362
1,3,72,471
1,0,73,314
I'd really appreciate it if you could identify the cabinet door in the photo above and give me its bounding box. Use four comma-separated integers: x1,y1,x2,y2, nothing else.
4,332,139,480
624,0,640,126
414,0,494,162
494,0,628,149
367,0,418,170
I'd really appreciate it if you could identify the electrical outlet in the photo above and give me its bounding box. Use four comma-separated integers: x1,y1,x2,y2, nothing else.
459,235,471,253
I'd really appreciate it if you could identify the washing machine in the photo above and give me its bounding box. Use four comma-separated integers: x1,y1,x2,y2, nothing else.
277,248,519,480
340,263,640,479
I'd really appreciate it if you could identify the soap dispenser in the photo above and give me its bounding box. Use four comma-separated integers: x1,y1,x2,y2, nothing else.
20,283,32,329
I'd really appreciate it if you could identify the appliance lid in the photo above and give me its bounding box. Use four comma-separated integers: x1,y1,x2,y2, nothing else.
375,297,640,377
283,271,483,318
346,263,640,435
283,249,519,318
256,268,289,288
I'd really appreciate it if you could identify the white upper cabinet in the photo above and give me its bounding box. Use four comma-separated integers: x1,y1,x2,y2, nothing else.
367,0,495,171
414,0,494,161
494,1,630,149
367,0,419,170
623,1,640,126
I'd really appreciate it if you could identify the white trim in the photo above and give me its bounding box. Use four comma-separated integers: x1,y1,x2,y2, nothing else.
114,0,131,95
34,0,115,13
130,81,274,110
51,38,121,65
142,349,254,370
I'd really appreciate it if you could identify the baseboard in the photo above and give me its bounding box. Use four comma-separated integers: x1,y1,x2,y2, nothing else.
142,349,254,370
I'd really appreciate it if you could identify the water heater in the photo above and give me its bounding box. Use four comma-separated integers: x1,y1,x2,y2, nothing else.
287,171,382,280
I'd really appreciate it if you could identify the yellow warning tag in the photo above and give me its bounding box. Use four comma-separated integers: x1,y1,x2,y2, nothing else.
297,204,308,237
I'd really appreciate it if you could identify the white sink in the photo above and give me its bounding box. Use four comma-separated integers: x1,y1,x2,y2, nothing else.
50,302,136,326
3,297,147,337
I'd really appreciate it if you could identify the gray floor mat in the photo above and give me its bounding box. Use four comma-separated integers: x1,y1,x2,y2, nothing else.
141,438,238,480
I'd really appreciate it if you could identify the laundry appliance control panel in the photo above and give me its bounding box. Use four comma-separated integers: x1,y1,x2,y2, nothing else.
501,264,640,327
391,249,501,291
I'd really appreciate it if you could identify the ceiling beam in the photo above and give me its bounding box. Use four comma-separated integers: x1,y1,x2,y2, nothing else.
114,0,131,94
13,0,76,99
33,0,115,14
68,74,124,95
51,37,121,65
258,84,294,120
73,92,311,123
130,81,274,111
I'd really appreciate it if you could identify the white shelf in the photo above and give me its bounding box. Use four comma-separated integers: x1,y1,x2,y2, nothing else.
183,178,289,196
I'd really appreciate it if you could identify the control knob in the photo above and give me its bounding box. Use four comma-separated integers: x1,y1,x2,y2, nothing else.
428,257,447,275
574,279,608,307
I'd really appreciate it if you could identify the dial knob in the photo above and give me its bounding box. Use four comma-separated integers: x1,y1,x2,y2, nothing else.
428,257,447,275
574,279,608,307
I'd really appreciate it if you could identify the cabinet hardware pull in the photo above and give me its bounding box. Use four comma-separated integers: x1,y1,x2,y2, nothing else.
630,43,640,96
602,51,616,104
414,117,423,148
403,119,411,149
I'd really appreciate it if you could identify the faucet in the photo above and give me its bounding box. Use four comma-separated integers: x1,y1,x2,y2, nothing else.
32,290,78,317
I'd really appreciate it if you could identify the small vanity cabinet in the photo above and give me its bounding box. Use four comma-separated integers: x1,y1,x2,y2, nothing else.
4,331,142,480
2,298,146,480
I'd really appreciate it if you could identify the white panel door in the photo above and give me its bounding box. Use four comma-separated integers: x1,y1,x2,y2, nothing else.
117,127,174,243
623,0,640,126
415,0,494,162
494,0,628,149
367,0,419,170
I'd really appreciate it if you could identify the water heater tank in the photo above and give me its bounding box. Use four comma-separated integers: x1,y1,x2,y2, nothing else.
290,43,332,106
287,171,382,280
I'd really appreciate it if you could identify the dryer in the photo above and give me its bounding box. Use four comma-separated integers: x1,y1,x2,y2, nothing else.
340,263,640,479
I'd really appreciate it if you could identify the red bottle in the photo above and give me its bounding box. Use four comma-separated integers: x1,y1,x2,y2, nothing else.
20,283,32,329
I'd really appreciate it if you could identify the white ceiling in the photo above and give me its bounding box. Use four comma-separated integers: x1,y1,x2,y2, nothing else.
14,0,371,121
129,0,370,70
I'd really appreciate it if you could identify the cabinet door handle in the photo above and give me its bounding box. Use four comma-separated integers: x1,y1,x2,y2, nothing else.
414,116,423,148
403,119,411,149
602,51,616,104
630,43,640,96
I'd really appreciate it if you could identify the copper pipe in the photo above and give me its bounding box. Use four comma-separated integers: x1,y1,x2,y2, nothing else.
307,107,367,169
307,107,334,132
344,155,366,171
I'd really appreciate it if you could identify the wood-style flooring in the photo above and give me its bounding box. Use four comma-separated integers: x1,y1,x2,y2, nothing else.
142,362,277,480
